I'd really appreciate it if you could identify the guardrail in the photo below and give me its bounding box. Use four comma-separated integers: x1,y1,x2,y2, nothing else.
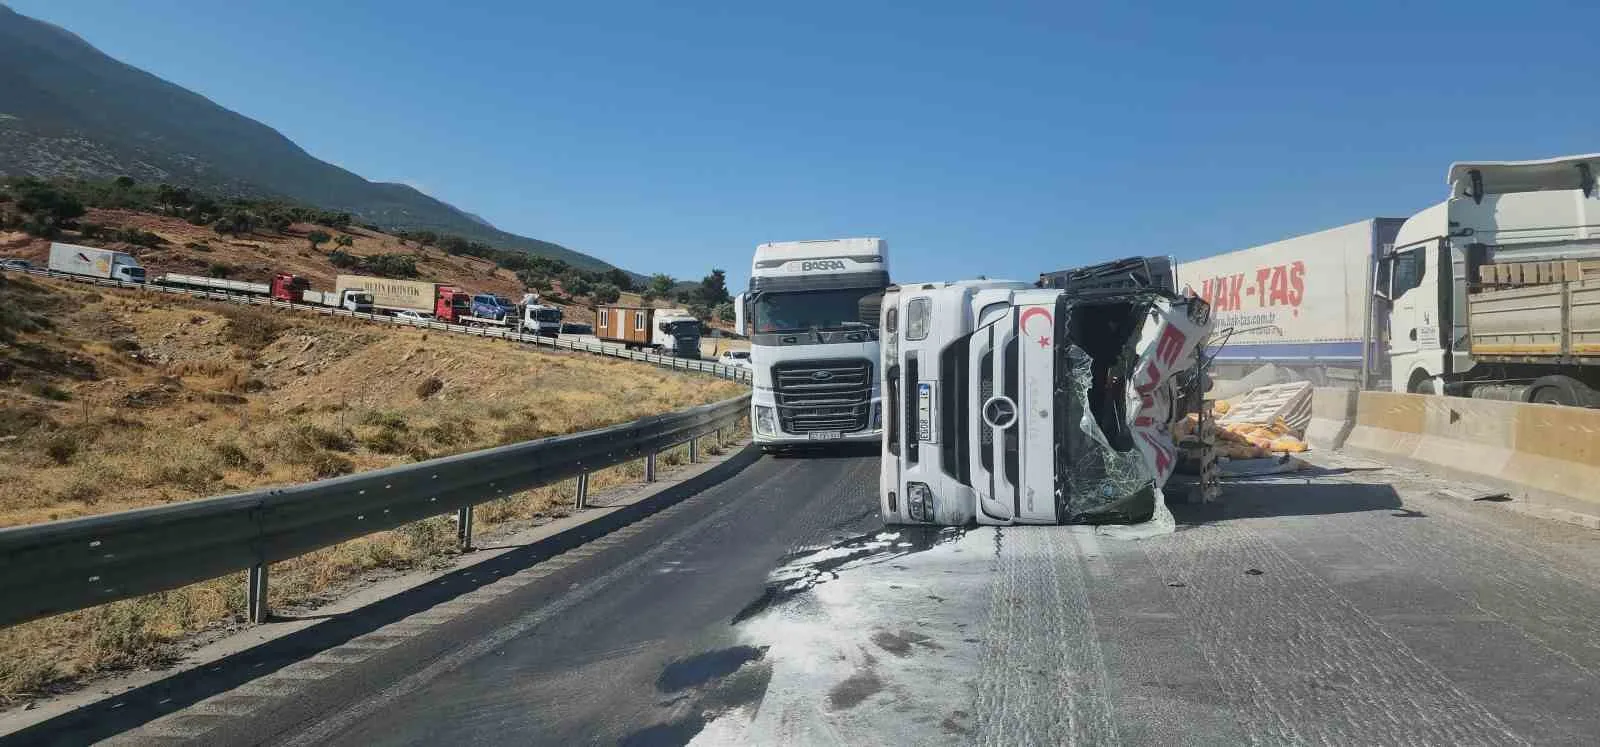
0,268,753,384
0,394,750,628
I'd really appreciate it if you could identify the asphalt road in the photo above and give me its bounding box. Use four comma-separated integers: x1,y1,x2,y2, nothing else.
15,450,1600,746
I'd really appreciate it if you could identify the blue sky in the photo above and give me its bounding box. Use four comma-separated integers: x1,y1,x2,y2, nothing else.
9,1,1597,291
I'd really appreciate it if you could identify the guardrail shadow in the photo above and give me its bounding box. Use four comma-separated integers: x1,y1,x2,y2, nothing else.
1,445,763,747
1171,480,1405,526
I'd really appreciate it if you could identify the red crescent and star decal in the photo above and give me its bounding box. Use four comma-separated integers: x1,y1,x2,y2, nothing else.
1019,306,1053,348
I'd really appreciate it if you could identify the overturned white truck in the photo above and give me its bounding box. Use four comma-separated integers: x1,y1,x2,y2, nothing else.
879,257,1214,527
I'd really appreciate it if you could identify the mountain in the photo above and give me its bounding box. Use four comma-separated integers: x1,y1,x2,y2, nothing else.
0,4,615,272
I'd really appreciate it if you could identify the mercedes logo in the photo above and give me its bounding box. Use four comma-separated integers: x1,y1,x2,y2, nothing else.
811,370,834,381
981,395,1017,429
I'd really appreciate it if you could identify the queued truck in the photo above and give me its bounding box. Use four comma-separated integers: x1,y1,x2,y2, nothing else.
158,271,372,311
1177,153,1600,407
879,257,1213,526
47,242,147,283
595,305,702,357
334,275,468,321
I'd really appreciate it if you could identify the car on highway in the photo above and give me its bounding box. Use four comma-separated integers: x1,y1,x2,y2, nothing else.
394,310,433,322
719,350,753,370
0,258,34,271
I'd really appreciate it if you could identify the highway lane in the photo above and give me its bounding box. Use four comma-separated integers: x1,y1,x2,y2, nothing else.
44,450,1600,746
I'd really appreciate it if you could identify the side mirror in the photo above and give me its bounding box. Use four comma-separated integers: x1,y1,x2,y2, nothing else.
734,292,747,336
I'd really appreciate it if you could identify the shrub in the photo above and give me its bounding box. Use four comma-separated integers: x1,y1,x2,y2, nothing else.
41,431,81,465
360,411,409,430
307,230,332,250
24,381,72,401
220,307,286,351
207,262,233,278
327,250,360,269
420,417,475,447
415,377,443,399
213,441,264,473
308,452,354,478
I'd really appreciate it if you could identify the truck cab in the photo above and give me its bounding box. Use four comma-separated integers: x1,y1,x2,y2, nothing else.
341,289,374,313
522,303,564,337
653,309,702,358
435,287,471,322
737,238,889,449
880,259,1212,527
270,273,311,302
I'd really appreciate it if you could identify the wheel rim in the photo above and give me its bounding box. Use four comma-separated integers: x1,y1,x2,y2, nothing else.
1532,388,1566,405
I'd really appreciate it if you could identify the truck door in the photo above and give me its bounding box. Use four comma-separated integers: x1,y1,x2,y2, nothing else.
1384,242,1433,389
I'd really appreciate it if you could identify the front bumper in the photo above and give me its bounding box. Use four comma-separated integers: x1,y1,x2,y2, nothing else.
750,391,881,446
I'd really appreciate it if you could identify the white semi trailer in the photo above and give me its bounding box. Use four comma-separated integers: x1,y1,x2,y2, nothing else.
47,242,146,283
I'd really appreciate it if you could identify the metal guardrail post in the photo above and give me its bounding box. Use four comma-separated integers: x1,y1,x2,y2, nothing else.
688,438,698,463
574,471,590,510
247,564,269,624
645,452,657,482
456,505,475,551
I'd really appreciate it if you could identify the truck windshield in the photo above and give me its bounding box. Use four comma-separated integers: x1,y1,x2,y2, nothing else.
752,288,879,333
532,308,561,322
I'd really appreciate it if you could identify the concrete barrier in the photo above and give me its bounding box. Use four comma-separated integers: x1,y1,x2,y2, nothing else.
1342,391,1600,518
1304,387,1358,450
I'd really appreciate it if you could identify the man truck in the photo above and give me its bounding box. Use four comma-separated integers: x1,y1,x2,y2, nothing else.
735,238,889,450
47,242,146,283
1381,153,1600,406
879,258,1213,526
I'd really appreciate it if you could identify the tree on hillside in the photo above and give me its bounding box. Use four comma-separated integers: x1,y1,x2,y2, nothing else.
334,234,355,248
647,273,675,297
699,269,730,307
564,275,594,296
307,230,332,250
715,301,735,322
11,180,87,238
592,282,622,304
604,268,634,291
113,176,136,189
212,209,258,236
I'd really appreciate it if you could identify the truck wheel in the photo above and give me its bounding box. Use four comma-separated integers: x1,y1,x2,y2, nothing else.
1406,370,1436,395
1524,375,1595,407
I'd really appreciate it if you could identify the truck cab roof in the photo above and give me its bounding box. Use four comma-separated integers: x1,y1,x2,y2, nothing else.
1448,153,1600,196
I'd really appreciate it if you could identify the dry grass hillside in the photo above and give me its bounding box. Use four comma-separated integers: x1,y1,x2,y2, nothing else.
0,272,744,701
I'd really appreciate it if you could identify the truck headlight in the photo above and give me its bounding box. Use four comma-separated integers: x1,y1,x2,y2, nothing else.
906,297,931,341
906,481,933,522
754,406,778,435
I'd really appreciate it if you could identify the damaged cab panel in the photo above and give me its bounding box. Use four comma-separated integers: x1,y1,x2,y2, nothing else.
880,258,1212,527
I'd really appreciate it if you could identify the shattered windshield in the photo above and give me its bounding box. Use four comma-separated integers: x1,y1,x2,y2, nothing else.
1053,292,1210,524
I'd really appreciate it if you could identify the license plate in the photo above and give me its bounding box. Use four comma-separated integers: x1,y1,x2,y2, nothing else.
917,382,936,442
808,431,843,441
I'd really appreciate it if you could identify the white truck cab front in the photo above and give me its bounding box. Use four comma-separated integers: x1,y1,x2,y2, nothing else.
881,259,1213,527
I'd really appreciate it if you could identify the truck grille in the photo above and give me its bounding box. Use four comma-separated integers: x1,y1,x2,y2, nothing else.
773,359,873,433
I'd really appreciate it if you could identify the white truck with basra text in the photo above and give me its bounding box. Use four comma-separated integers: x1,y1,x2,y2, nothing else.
736,238,889,449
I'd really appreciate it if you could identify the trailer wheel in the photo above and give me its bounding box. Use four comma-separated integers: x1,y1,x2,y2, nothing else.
1525,375,1595,408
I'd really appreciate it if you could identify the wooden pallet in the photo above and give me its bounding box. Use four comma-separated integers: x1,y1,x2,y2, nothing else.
1478,260,1600,287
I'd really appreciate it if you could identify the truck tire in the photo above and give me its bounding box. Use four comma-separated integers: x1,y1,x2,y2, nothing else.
1524,375,1596,408
1406,370,1437,395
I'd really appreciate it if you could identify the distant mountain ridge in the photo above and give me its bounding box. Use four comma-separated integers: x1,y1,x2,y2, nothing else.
0,4,615,272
